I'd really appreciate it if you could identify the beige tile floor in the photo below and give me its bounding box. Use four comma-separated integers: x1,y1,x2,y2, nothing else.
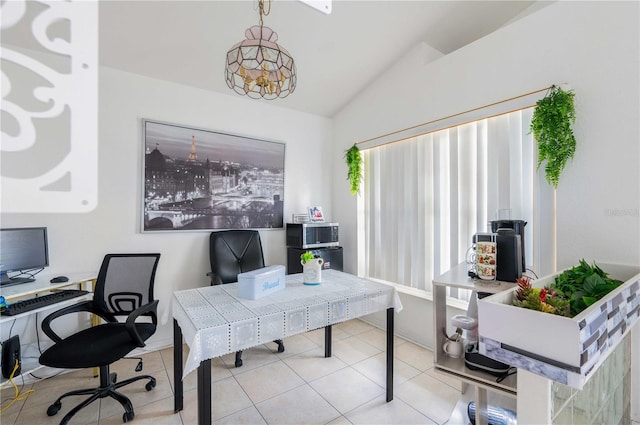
1,319,466,425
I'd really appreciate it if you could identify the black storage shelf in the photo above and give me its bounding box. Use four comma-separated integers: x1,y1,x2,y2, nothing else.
286,247,343,274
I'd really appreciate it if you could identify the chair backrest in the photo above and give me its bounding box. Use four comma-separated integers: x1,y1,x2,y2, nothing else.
209,230,264,284
93,253,161,317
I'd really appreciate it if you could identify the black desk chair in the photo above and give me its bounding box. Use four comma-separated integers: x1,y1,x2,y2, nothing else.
208,230,284,367
39,253,161,425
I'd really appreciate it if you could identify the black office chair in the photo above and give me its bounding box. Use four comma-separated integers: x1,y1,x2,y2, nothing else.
39,253,161,425
207,230,284,367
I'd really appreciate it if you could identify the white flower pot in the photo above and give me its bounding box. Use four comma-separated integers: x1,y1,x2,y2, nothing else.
302,258,324,285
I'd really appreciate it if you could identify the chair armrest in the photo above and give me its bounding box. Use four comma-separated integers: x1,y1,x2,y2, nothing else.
41,301,110,343
206,271,223,286
124,300,159,347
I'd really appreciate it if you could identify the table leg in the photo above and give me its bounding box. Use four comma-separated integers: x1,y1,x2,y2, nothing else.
386,307,394,402
173,319,183,413
324,325,332,357
197,359,212,425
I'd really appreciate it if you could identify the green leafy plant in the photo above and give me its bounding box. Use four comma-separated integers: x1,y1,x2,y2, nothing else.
345,144,363,195
530,85,576,189
512,260,623,318
300,251,315,264
550,259,622,317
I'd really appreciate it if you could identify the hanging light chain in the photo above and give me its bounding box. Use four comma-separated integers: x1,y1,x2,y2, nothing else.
258,0,271,28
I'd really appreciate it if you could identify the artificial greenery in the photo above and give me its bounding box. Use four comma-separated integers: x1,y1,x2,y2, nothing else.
300,251,315,264
345,144,363,195
550,259,622,317
513,277,570,316
513,260,623,318
530,85,576,189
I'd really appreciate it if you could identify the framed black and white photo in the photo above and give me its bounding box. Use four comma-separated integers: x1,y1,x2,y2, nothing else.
142,119,285,231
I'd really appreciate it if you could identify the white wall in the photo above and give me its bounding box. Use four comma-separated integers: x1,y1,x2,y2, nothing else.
333,1,639,273
332,1,639,420
1,67,333,349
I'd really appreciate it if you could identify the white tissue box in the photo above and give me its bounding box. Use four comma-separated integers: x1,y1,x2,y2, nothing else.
237,265,286,300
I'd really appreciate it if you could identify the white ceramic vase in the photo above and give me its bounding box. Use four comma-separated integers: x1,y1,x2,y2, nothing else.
302,258,324,285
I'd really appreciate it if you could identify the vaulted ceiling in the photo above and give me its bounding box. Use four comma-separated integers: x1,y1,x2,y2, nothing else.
4,1,550,117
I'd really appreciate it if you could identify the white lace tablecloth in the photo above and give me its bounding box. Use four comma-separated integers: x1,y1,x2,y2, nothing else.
172,269,403,378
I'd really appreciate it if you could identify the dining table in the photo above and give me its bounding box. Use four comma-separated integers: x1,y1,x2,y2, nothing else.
171,269,403,425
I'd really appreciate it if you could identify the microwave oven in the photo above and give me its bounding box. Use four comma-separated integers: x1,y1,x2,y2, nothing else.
286,223,339,249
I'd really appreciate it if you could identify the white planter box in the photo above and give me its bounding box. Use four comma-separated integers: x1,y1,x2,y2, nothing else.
478,263,640,389
237,265,286,300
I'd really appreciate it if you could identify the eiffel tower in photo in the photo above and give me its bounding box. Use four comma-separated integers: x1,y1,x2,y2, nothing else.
186,135,198,162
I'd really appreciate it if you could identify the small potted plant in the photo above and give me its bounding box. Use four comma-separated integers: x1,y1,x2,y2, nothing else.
300,251,324,285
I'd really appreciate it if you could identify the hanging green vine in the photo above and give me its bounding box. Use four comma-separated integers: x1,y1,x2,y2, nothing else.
530,85,577,189
345,144,363,195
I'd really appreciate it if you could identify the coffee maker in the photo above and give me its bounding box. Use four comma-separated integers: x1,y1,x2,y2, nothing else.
490,219,527,273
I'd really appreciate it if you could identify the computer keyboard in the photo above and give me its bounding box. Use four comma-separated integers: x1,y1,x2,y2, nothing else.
0,289,90,316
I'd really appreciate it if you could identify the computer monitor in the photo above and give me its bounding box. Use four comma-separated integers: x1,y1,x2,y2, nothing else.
0,227,49,287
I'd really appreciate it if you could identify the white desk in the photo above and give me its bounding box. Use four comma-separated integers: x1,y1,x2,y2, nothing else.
172,270,403,425
1,272,96,319
0,273,96,380
1,272,95,299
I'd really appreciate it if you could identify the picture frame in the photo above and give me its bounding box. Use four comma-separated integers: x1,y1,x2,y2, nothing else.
308,206,324,222
292,213,310,223
142,119,285,231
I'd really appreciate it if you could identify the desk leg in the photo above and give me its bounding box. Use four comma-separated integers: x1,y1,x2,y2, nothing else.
386,307,394,402
173,319,183,413
90,279,99,378
324,325,332,357
197,359,212,425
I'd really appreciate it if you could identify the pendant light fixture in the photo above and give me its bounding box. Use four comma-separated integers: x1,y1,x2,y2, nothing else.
225,0,296,99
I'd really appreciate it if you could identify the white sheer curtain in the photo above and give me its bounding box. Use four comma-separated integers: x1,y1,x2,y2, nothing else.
361,108,543,295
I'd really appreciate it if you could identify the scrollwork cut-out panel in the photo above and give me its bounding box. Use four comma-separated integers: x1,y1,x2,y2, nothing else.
1,0,97,212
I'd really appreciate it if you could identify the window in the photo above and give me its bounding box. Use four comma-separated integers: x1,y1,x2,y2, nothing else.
360,108,554,296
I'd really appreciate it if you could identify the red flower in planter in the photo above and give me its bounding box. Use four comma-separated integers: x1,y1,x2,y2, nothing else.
539,288,548,303
515,277,532,301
